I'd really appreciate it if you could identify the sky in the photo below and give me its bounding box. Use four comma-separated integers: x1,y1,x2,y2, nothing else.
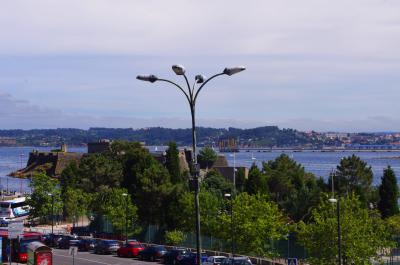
1,0,400,132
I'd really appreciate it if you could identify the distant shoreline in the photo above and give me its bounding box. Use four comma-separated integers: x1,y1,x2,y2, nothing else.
234,148,400,153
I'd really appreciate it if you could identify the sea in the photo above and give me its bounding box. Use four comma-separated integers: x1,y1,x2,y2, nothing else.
1,146,400,193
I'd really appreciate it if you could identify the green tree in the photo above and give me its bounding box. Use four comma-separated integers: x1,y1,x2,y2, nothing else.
61,153,123,194
202,170,233,198
335,155,373,204
77,153,123,192
297,194,394,265
135,163,173,226
217,193,288,257
197,146,217,169
235,168,247,192
263,154,323,221
386,215,400,236
64,188,92,226
28,173,63,222
165,141,183,184
164,230,186,245
175,191,221,236
245,163,268,195
378,166,399,218
93,188,138,235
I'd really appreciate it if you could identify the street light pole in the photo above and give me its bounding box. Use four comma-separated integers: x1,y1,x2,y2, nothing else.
137,65,245,265
224,193,234,262
122,193,128,244
48,193,54,235
329,173,342,265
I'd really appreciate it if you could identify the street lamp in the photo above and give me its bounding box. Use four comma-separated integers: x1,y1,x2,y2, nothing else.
229,153,237,191
122,193,129,244
137,65,245,265
329,173,342,265
224,193,234,262
47,193,54,235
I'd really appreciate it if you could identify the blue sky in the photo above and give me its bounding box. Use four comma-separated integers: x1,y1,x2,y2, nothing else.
1,0,400,132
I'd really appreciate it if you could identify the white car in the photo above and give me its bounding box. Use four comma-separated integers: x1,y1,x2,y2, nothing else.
204,256,227,265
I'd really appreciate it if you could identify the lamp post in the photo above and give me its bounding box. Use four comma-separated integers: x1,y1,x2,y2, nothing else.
329,173,342,265
137,65,245,265
48,193,54,235
224,193,234,262
229,153,236,190
122,193,128,244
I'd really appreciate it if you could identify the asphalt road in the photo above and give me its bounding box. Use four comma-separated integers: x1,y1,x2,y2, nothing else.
53,249,159,265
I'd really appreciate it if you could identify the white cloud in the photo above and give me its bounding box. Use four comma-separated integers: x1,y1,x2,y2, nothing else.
1,1,400,131
0,0,400,58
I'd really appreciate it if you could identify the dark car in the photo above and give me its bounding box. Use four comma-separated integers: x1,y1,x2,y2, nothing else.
77,238,97,251
139,245,168,261
57,235,79,249
117,241,145,258
163,248,189,265
94,240,120,254
178,252,208,265
43,234,64,247
220,257,252,265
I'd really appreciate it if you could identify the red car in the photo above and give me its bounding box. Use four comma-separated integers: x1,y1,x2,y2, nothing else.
117,242,145,258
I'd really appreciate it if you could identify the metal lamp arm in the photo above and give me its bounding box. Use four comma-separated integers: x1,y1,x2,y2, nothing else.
157,78,191,105
183,74,194,100
194,73,225,102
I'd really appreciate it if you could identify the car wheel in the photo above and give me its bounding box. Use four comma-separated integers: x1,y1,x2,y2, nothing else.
151,256,155,262
139,255,143,260
128,252,133,258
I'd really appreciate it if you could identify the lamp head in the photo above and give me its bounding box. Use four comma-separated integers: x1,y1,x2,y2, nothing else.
122,193,128,196
195,75,206,83
328,198,337,203
136,75,158,83
224,193,231,198
172,64,186,75
223,66,246,76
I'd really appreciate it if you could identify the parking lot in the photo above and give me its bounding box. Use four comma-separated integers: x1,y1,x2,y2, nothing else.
53,248,159,265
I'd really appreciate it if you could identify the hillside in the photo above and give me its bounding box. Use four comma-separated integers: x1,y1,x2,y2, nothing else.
0,126,318,147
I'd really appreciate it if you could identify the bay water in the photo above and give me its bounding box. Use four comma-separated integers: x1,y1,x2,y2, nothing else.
1,146,400,193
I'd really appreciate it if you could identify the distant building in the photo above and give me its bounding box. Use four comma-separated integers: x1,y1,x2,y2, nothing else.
88,139,111,154
213,166,249,183
0,137,17,146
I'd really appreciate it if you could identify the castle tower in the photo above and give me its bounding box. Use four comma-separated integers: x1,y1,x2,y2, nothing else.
61,143,68,153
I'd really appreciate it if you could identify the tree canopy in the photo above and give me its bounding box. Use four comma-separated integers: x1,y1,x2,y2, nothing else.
263,154,323,221
378,166,399,218
297,194,394,265
217,193,288,257
28,173,63,222
335,155,374,204
197,146,218,169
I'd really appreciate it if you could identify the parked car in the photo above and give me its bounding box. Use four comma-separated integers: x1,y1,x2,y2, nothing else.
138,245,168,261
117,241,145,258
0,218,9,227
178,252,208,265
163,248,189,265
43,234,64,247
203,256,227,265
58,235,79,249
220,257,252,265
77,238,97,251
94,240,120,254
